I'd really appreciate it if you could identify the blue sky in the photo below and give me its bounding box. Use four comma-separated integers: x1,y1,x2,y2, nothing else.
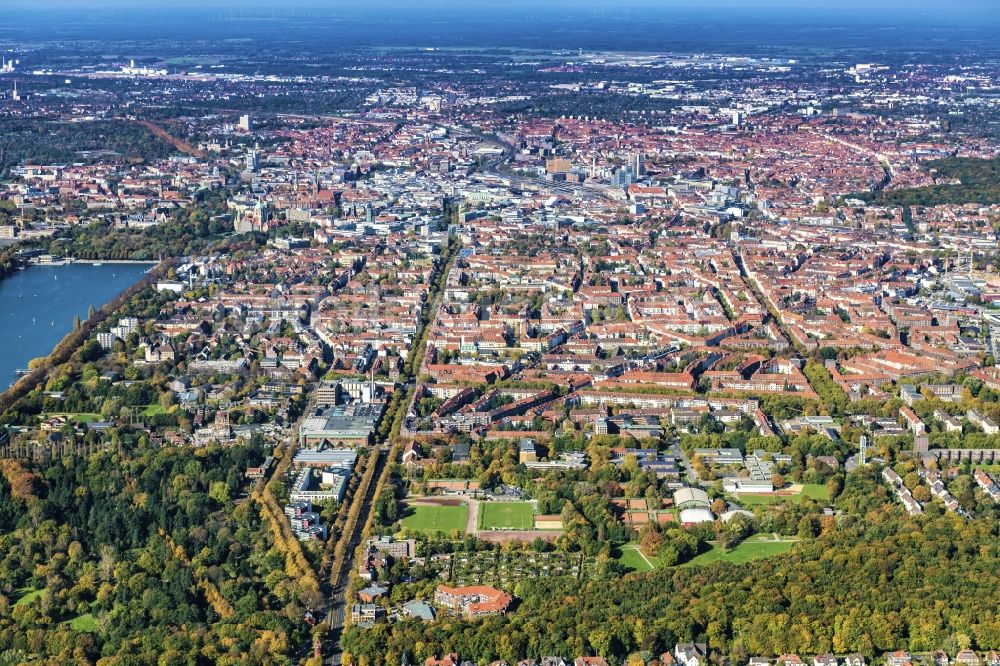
4,0,996,7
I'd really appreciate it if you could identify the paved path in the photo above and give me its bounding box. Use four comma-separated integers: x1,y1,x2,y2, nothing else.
630,544,656,570
464,497,480,535
475,530,562,543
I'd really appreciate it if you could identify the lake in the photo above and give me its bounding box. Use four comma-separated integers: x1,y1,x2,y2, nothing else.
0,262,154,386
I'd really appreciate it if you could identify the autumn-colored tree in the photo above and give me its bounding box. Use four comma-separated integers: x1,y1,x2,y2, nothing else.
639,524,663,557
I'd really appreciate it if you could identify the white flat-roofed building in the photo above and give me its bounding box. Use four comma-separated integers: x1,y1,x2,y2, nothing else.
292,447,359,468
723,478,774,493
692,447,744,466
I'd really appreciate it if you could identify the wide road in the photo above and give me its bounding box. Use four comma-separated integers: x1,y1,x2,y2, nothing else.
324,237,459,665
325,446,388,664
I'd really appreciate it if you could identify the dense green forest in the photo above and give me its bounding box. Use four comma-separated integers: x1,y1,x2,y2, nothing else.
854,157,1000,206
0,119,176,176
0,443,316,664
344,467,1000,666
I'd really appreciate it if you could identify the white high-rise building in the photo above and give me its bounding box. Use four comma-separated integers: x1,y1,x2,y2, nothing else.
632,152,645,178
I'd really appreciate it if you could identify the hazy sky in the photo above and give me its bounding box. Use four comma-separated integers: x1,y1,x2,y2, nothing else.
3,0,997,9
1,0,997,26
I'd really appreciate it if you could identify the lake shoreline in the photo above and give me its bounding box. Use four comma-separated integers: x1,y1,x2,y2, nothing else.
0,259,173,415
0,262,157,388
24,258,160,267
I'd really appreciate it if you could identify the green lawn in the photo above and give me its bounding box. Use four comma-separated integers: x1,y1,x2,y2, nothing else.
68,613,97,632
141,404,168,417
13,587,42,607
616,543,658,573
800,483,831,500
613,535,793,571
736,494,791,506
685,537,795,566
43,413,103,424
402,502,468,534
479,502,534,530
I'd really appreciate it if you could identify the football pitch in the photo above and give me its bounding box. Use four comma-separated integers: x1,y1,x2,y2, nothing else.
402,502,469,533
479,501,534,530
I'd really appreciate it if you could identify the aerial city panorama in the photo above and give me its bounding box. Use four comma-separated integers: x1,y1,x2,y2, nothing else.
0,0,999,664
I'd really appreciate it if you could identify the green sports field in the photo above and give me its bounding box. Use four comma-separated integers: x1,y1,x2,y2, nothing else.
402,502,468,533
479,502,534,530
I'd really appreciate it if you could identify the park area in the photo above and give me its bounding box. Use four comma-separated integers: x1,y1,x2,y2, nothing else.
401,499,469,534
479,501,534,530
615,534,796,572
616,543,659,572
684,535,796,566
